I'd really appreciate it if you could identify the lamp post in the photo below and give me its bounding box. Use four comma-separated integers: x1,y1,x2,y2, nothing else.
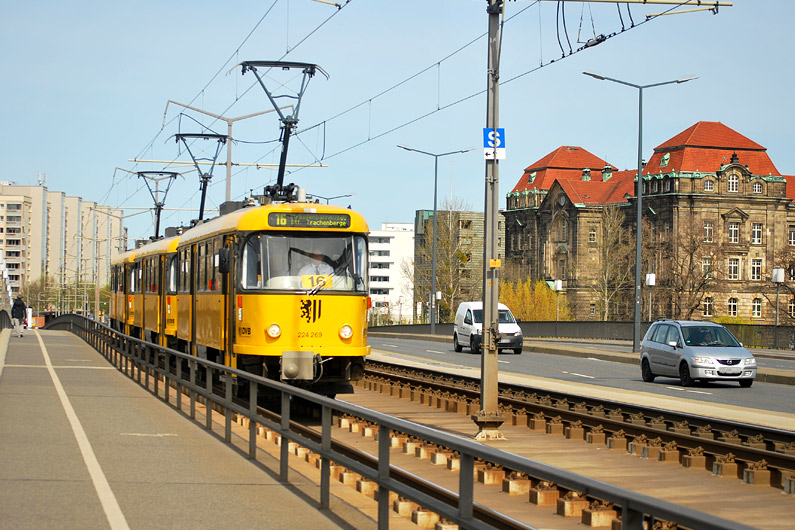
307,193,353,204
773,268,784,348
583,72,696,352
397,144,474,334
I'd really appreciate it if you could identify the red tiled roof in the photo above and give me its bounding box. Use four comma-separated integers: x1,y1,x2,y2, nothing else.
647,121,780,176
785,175,795,199
511,146,616,193
654,121,765,151
556,170,636,206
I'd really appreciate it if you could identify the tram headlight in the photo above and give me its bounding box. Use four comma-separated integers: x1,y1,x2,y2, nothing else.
339,324,353,340
267,324,281,338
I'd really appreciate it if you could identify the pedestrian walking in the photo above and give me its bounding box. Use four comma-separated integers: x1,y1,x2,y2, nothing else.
11,294,26,338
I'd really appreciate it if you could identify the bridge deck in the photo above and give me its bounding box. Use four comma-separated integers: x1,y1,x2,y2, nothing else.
0,329,371,530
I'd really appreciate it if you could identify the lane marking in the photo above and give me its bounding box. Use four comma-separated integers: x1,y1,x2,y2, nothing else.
382,344,398,348
0,329,9,380
562,371,596,379
498,360,510,364
426,350,445,354
121,433,178,438
34,330,130,530
665,386,713,395
4,364,116,370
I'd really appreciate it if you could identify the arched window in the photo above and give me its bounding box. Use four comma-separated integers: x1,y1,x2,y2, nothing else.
703,297,713,317
728,297,738,317
728,174,739,192
752,298,762,318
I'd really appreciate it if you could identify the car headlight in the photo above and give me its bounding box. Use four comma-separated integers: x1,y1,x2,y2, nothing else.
744,358,757,365
267,324,281,338
692,357,713,364
339,325,353,339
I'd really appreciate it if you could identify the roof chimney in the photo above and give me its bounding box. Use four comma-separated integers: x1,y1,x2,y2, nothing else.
582,168,591,181
602,165,613,181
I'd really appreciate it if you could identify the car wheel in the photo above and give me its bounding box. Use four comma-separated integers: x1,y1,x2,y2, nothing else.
679,362,694,387
641,359,655,383
453,333,463,352
739,379,753,388
470,337,481,354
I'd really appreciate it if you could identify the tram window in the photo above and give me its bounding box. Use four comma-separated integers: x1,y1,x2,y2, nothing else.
198,244,206,292
129,264,137,293
242,236,263,288
239,233,368,292
167,255,178,294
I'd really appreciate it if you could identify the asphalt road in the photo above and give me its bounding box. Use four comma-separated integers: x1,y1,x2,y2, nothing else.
367,335,795,417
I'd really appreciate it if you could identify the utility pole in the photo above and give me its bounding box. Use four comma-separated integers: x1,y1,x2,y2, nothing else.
175,133,227,221
136,172,180,239
162,100,289,202
472,0,506,440
237,61,328,202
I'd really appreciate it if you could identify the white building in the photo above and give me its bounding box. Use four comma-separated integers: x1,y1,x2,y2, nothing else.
368,222,414,324
0,182,126,300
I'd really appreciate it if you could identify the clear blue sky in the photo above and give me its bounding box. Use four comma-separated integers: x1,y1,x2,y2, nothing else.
2,1,791,244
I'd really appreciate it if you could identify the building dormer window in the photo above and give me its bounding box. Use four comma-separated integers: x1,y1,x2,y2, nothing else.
752,181,762,194
728,173,739,192
660,153,670,168
704,180,714,192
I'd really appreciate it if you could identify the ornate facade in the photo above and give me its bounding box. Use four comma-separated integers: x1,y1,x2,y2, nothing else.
503,122,794,324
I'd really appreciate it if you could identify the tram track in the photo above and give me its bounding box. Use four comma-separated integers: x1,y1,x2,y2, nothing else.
361,360,795,490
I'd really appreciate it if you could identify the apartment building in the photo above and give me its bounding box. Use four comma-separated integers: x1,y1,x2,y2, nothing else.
368,222,415,324
0,183,126,298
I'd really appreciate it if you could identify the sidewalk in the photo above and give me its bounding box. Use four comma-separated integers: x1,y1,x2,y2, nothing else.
0,329,359,529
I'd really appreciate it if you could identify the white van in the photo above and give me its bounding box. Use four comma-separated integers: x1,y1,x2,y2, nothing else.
453,301,523,354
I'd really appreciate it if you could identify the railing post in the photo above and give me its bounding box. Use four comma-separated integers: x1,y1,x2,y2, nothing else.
377,421,390,529
176,354,183,411
205,366,213,431
190,360,197,420
224,374,233,443
321,405,332,509
153,349,160,398
622,502,645,530
280,391,290,482
459,453,474,521
248,383,258,459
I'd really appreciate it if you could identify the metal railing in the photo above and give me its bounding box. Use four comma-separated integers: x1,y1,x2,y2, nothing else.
49,314,755,530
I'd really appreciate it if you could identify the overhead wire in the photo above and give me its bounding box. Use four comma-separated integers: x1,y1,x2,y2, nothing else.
285,0,696,168
121,0,703,234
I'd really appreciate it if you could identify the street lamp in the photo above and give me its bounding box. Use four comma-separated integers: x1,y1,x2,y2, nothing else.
773,268,785,348
583,71,697,352
397,144,474,334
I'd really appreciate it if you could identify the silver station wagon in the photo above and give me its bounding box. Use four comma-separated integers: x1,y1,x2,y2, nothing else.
640,320,757,388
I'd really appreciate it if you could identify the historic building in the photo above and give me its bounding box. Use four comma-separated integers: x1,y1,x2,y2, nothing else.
503,121,794,324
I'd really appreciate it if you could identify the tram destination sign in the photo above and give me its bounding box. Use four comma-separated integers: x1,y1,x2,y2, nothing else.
268,212,351,229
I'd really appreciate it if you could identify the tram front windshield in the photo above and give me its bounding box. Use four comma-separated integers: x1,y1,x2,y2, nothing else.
241,233,368,292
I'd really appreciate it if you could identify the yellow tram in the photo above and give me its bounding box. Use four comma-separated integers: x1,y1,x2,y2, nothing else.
110,201,370,396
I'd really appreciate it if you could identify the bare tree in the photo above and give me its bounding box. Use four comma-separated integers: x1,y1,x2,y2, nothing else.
410,197,479,323
590,206,634,321
652,216,724,319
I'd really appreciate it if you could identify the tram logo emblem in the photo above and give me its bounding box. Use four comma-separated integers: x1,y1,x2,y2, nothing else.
300,299,322,323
